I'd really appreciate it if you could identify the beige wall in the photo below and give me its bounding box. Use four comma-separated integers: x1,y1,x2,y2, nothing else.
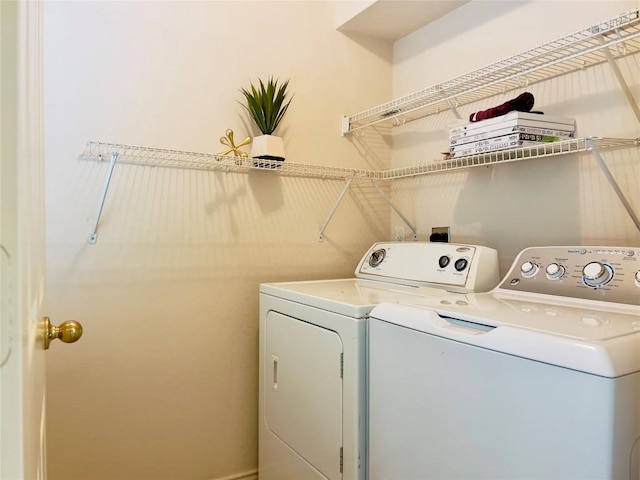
390,0,640,274
43,2,391,479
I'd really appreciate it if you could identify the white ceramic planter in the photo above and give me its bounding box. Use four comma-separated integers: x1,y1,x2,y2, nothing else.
250,135,285,163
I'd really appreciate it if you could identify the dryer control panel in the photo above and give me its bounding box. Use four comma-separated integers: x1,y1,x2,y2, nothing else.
497,246,640,305
355,242,499,293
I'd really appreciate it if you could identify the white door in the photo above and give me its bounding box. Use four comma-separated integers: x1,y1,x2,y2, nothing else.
1,2,48,478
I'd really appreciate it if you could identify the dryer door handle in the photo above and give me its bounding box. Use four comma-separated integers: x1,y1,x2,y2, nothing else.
272,355,279,392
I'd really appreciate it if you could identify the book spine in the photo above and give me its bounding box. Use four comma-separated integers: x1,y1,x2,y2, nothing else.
449,118,575,136
450,111,576,133
451,139,520,157
449,126,574,145
517,133,565,143
450,138,565,158
450,133,563,153
450,133,519,153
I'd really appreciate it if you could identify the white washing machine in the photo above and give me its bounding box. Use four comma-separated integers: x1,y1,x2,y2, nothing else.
368,245,640,479
258,242,500,480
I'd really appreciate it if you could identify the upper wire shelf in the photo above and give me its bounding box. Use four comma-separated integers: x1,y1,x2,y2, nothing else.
342,8,640,135
80,137,638,182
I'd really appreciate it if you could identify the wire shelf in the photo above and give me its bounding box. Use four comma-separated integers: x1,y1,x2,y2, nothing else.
80,137,639,242
344,9,640,134
80,137,638,181
80,141,377,181
382,137,638,180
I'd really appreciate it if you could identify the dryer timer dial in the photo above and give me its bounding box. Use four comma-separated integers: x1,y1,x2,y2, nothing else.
368,249,386,267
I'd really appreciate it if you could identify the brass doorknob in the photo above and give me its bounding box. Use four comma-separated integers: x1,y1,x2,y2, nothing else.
43,316,83,350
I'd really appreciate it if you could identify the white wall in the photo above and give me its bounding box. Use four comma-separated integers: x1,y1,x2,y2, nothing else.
43,2,391,479
390,0,640,274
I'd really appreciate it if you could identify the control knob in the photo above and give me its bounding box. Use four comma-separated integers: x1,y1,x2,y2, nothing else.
520,261,539,278
635,270,640,287
582,261,613,287
454,258,469,272
438,255,451,268
368,249,386,267
545,263,565,280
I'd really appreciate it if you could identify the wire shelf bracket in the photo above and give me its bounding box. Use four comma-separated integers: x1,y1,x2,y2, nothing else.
317,175,417,242
371,181,417,240
599,35,640,124
318,175,355,242
88,153,118,244
587,138,640,232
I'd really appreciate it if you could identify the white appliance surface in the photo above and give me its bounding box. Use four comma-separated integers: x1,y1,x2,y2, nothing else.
259,242,500,480
368,245,640,479
260,278,450,319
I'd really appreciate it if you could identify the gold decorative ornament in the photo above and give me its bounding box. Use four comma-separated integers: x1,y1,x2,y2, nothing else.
218,129,252,158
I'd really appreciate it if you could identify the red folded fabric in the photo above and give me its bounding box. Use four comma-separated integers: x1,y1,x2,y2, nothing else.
469,92,535,122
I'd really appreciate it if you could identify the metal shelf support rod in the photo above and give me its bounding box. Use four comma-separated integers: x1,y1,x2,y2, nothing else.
600,36,640,124
587,139,640,232
371,181,418,239
446,98,461,120
318,175,355,241
88,153,118,244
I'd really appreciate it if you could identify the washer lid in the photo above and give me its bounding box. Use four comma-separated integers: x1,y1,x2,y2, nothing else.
260,278,450,318
402,292,640,342
370,297,640,377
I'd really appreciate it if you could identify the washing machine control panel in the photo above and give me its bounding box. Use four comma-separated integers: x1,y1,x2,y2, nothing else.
498,246,640,305
356,242,499,292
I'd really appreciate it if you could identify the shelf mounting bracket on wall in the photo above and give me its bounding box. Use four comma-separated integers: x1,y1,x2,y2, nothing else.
445,98,461,120
88,153,118,244
317,176,418,242
370,181,417,240
587,138,640,232
318,177,418,242
318,175,355,241
599,35,640,124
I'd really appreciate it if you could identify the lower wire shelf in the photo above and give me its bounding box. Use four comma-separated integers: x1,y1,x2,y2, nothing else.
80,137,637,181
80,140,375,181
382,137,639,180
79,137,639,243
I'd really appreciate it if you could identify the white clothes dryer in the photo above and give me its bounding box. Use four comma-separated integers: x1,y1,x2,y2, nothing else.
368,245,640,480
258,242,500,480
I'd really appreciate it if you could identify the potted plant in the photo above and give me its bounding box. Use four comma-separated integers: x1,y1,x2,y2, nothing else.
240,77,293,165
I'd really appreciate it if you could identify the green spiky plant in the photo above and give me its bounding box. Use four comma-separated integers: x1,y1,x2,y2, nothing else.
240,77,293,135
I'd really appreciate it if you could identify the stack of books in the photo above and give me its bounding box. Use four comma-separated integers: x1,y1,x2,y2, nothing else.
448,111,576,158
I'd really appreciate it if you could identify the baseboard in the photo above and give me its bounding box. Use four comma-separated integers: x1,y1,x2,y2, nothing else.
211,468,258,480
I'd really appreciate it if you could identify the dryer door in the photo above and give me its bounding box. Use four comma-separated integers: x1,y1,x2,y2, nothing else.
265,311,343,480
